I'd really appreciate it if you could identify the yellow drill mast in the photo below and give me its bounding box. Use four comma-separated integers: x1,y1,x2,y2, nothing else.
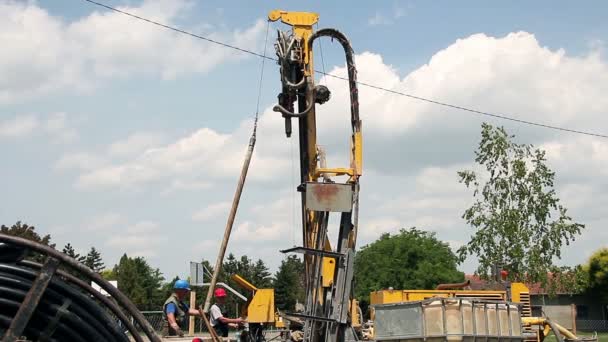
269,9,363,342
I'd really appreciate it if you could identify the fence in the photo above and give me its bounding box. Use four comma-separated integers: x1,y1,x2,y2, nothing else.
138,311,210,333
576,320,608,333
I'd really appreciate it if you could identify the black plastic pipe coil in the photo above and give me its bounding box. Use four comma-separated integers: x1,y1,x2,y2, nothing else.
0,261,129,342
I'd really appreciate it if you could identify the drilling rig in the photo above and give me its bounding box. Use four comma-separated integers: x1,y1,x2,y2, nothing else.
268,9,363,342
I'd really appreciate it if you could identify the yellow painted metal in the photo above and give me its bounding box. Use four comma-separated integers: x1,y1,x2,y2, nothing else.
322,257,336,287
231,274,258,292
268,10,318,75
353,131,363,176
350,299,361,329
231,274,276,324
510,282,527,303
274,312,286,328
521,317,578,341
247,289,275,323
370,289,507,305
315,167,355,177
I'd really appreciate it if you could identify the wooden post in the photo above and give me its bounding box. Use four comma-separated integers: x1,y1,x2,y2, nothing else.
571,303,577,335
189,290,196,336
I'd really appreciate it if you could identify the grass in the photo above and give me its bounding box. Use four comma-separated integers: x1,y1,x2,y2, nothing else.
543,331,608,342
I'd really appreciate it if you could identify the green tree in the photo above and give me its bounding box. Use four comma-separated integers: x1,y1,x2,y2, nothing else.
62,243,80,259
113,254,165,310
354,228,463,303
458,123,584,287
1,221,54,248
84,247,105,273
1,221,55,262
62,243,87,263
586,248,608,302
273,255,305,311
251,259,273,288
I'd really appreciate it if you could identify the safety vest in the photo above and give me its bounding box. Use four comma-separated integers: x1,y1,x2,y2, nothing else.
162,293,188,333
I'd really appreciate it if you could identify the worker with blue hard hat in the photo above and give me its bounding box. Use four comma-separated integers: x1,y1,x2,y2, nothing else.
161,279,202,337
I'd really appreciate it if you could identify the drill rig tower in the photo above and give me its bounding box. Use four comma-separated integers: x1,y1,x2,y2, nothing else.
269,10,362,342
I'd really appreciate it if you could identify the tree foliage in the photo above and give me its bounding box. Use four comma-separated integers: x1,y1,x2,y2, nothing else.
83,247,105,273
62,243,81,260
458,123,584,286
1,221,55,262
586,247,608,302
354,227,464,303
273,255,305,312
113,254,165,310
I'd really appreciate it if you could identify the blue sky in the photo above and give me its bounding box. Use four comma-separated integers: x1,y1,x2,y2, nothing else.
1,0,607,283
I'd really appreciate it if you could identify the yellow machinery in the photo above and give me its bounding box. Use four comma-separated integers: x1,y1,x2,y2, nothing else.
370,282,532,316
231,274,286,329
269,8,362,342
368,283,597,342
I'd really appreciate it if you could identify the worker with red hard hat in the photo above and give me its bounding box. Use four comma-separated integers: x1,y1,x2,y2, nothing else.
210,287,246,338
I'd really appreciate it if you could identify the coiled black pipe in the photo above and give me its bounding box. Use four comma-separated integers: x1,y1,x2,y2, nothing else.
0,234,161,342
0,263,128,341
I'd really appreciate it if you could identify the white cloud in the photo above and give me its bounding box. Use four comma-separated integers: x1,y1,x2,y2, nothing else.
233,221,287,242
192,201,231,222
45,112,78,143
49,29,608,273
0,115,39,138
55,152,106,171
367,4,409,26
126,221,160,234
368,12,392,26
0,113,79,142
0,0,266,103
161,179,212,195
73,123,290,189
108,132,166,158
106,220,166,258
84,212,124,231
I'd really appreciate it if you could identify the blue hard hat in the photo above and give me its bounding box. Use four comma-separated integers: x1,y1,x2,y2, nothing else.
174,279,191,290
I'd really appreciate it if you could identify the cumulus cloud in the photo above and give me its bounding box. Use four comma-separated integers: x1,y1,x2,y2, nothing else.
0,113,79,142
0,0,266,103
51,29,608,271
108,132,166,158
0,115,39,138
192,201,231,222
84,212,124,231
73,122,290,189
106,220,166,258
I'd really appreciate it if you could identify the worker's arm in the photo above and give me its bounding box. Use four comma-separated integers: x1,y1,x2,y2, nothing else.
165,304,184,337
166,312,184,336
218,316,245,324
188,308,201,316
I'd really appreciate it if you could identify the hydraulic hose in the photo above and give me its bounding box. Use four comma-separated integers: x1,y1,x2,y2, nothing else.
308,28,361,132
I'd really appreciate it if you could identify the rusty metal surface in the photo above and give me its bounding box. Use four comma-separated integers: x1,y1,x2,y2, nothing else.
0,234,161,342
305,182,353,212
436,280,471,290
2,257,60,342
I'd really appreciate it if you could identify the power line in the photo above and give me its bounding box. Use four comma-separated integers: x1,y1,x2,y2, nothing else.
81,0,608,139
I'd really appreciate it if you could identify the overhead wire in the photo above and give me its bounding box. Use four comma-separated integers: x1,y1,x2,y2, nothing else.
81,0,608,139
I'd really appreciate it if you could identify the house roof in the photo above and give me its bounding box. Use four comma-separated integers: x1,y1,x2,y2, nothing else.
464,274,573,295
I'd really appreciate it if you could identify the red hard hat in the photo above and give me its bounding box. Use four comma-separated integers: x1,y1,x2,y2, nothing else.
214,288,227,297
